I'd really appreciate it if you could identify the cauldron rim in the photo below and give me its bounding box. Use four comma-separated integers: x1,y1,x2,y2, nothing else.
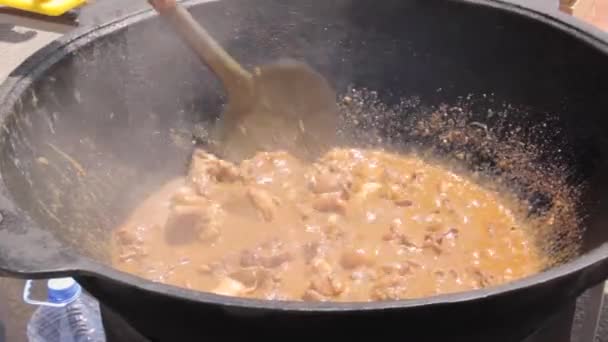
0,0,607,312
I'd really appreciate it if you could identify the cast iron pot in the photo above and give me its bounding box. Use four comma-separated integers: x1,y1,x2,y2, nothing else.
1,0,608,340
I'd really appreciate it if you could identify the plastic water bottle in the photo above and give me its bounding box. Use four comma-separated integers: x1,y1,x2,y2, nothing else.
24,278,106,342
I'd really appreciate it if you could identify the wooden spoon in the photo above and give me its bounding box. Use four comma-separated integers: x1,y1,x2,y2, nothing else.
149,0,339,162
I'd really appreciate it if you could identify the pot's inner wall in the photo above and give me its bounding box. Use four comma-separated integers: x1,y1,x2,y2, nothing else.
1,0,608,267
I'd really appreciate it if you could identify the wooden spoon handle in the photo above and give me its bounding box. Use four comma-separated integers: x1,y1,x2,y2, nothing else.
149,0,253,95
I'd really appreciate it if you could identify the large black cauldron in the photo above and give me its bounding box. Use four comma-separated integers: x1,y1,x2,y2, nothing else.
1,0,608,340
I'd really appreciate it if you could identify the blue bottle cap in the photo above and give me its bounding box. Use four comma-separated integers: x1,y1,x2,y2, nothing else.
47,278,81,304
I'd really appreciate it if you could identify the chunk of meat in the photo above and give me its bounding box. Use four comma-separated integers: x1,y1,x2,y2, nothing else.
301,241,322,263
380,262,411,276
115,225,150,263
240,151,304,184
215,160,241,182
470,268,495,288
239,250,258,268
239,240,293,268
312,192,347,215
383,219,403,242
295,203,314,221
350,268,378,282
302,289,328,301
311,257,333,275
383,220,419,249
212,277,253,297
170,186,209,207
229,267,273,289
187,149,240,195
193,150,241,182
197,262,226,277
264,250,292,268
394,198,414,207
423,234,443,255
353,182,383,201
371,274,409,301
117,250,137,263
382,168,409,185
321,214,346,241
115,227,143,246
246,187,279,221
165,202,224,244
309,274,345,298
308,269,344,297
400,235,420,249
353,161,385,182
117,244,148,263
437,228,459,246
382,183,413,207
426,223,443,233
304,257,346,299
308,167,352,195
318,148,364,173
340,248,375,269
438,180,453,193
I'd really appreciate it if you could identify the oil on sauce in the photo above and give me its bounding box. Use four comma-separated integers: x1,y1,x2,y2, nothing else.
111,148,544,302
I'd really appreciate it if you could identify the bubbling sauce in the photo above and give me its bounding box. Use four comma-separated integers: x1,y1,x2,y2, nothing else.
111,148,544,302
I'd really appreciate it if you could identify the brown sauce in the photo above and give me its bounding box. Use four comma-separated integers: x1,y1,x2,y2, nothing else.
111,148,544,302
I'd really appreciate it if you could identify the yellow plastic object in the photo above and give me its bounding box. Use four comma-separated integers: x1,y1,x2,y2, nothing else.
0,0,86,16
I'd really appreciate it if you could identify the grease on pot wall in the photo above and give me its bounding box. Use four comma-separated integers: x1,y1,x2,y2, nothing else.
0,8,74,342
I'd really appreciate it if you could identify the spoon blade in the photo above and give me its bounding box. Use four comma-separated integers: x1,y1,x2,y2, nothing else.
219,59,339,162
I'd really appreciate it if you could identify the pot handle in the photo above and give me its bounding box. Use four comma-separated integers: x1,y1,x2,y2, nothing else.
0,203,83,279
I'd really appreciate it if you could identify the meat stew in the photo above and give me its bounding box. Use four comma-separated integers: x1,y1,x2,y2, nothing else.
112,148,545,302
